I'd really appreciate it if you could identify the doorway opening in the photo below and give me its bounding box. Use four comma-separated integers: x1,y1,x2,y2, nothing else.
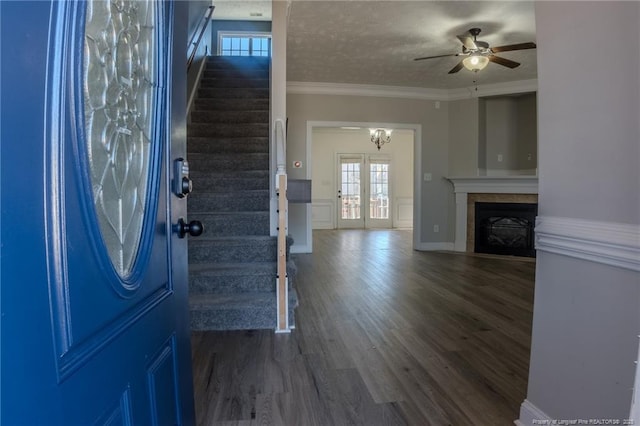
306,122,421,250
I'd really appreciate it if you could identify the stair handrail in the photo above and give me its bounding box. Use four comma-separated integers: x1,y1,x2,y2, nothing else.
187,5,215,71
275,119,289,332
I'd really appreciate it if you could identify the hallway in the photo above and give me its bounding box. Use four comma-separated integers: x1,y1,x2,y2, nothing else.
191,229,535,425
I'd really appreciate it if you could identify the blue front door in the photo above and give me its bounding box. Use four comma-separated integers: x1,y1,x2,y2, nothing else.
1,1,195,424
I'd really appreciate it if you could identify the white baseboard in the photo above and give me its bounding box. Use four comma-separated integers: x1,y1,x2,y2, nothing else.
416,242,455,251
291,244,312,254
535,216,640,272
515,399,552,425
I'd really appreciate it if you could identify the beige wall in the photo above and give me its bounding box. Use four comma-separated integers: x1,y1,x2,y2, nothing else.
311,128,414,229
448,98,479,176
448,94,537,177
516,93,537,170
287,93,452,249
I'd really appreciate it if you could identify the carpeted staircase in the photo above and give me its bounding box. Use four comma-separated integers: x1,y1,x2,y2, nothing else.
187,56,296,331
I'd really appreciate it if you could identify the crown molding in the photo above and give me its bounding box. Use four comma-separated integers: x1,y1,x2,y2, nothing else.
287,79,537,101
287,81,449,100
447,79,538,100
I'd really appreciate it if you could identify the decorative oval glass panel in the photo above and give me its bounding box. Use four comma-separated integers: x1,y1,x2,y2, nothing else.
83,0,157,277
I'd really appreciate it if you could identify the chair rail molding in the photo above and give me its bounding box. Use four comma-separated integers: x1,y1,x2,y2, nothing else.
535,216,640,272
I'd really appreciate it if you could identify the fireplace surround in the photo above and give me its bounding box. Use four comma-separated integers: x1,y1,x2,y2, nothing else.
474,202,537,257
446,176,539,254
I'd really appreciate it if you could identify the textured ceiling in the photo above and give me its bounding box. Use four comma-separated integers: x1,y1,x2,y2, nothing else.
215,1,537,90
213,0,273,21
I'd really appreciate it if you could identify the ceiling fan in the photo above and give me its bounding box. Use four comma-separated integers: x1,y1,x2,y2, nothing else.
414,28,536,74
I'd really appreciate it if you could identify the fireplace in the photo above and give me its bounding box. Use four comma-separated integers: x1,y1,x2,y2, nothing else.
474,202,537,257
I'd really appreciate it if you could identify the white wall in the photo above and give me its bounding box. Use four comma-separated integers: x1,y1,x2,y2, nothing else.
287,93,452,250
311,128,414,229
520,2,640,423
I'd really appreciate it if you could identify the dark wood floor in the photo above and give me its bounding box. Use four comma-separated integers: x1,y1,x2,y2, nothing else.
191,229,535,425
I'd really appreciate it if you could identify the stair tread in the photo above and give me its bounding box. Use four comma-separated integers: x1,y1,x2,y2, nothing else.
190,290,297,309
190,211,269,216
190,189,269,196
190,261,277,273
190,152,269,160
190,173,269,177
201,78,269,83
187,136,268,141
190,292,276,309
190,235,275,242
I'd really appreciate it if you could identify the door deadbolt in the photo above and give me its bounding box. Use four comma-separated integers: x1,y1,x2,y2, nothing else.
173,158,192,198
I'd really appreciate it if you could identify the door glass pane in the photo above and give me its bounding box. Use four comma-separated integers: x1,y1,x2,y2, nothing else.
369,163,389,219
341,162,361,220
83,0,157,277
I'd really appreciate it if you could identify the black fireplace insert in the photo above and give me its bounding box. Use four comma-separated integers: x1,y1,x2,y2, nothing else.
474,202,537,257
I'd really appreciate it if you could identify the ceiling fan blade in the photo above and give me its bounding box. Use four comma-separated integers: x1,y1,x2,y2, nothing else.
457,33,478,50
414,53,459,61
448,60,465,74
490,42,537,53
488,55,520,69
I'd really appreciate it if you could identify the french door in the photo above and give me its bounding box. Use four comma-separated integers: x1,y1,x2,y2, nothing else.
337,154,392,229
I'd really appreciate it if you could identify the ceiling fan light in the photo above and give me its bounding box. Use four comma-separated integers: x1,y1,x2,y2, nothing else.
463,54,489,72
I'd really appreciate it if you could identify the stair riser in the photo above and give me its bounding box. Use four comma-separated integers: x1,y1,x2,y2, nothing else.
197,88,269,99
190,274,275,294
188,123,268,138
190,213,270,237
200,78,269,89
203,69,268,79
190,305,296,331
193,98,269,111
190,111,269,124
189,240,286,264
205,57,269,68
187,137,269,154
190,268,296,295
188,193,269,212
189,153,269,170
191,177,268,192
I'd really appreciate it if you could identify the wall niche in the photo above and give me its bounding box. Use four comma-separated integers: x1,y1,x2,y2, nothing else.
478,92,537,176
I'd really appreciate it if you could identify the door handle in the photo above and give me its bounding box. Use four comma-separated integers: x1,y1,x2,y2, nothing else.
337,189,341,199
174,218,204,238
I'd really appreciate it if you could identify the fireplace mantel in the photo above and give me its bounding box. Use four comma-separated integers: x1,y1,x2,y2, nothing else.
447,176,538,194
446,176,539,252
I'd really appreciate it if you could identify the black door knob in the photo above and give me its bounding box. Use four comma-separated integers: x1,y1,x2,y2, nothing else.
175,218,204,238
